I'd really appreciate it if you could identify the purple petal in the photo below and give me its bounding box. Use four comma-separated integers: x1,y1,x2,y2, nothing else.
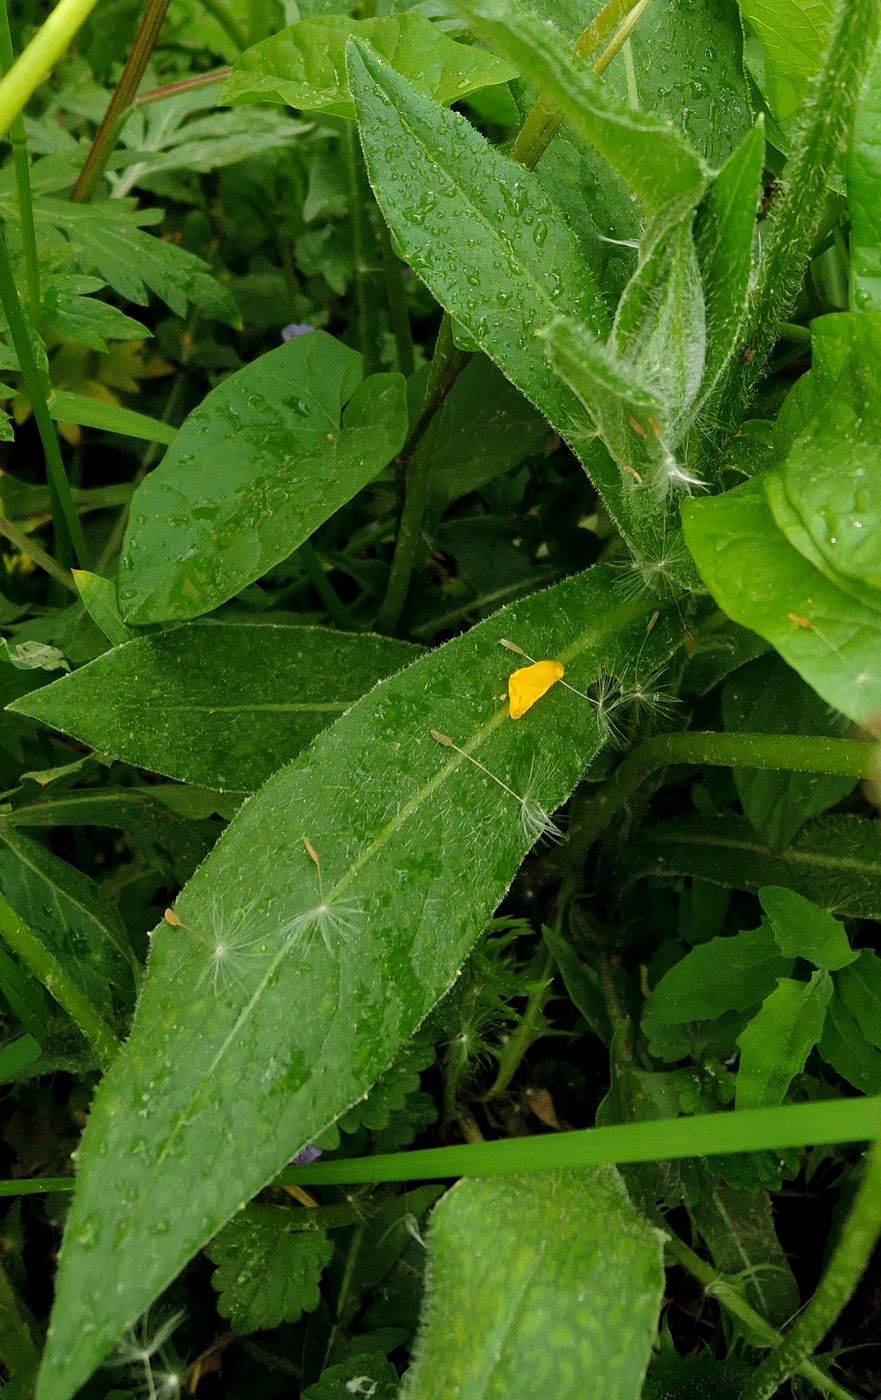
291,1144,322,1165
281,323,315,342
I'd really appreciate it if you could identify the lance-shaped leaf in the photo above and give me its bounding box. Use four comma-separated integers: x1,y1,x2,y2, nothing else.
736,971,832,1109
9,623,419,792
118,333,408,624
222,14,517,119
650,924,794,1026
36,568,681,1400
401,1169,663,1399
459,0,707,213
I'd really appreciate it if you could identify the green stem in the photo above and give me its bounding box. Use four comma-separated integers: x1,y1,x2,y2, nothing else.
664,1231,858,1400
0,1177,73,1197
0,231,90,567
0,1258,39,1386
378,218,414,378
298,540,358,630
562,730,876,866
708,0,881,431
71,0,172,202
375,0,653,633
741,1135,881,1400
200,0,250,50
0,515,77,592
0,0,101,140
280,1096,881,1187
485,945,555,1098
128,66,231,111
0,893,119,1070
0,4,40,312
344,121,379,376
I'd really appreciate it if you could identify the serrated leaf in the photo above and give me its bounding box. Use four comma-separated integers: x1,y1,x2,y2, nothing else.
460,0,707,213
836,949,881,1050
303,1355,398,1400
722,653,856,851
9,623,418,791
207,1205,333,1334
617,814,881,919
818,991,881,1093
759,885,856,972
118,334,408,623
650,925,794,1026
36,568,680,1400
223,14,516,119
401,1169,663,1400
41,275,148,351
735,971,832,1109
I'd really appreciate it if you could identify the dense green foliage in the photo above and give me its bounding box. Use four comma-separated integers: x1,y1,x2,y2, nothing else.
1,1,881,1397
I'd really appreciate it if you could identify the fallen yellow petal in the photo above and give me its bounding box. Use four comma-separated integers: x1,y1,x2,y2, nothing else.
508,659,565,719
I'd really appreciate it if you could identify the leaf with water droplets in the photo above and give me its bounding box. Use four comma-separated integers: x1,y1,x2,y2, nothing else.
221,13,517,119
849,38,881,312
36,568,682,1400
8,623,419,792
401,1169,663,1400
119,333,407,623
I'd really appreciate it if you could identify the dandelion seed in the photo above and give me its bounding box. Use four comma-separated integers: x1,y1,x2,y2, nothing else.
110,1309,184,1400
281,838,362,954
429,730,561,845
174,896,267,995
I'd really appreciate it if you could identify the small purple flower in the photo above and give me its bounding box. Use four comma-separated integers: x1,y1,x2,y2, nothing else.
291,1144,322,1166
281,322,315,342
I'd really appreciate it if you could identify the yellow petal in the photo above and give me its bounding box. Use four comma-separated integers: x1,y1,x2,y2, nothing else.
508,659,565,719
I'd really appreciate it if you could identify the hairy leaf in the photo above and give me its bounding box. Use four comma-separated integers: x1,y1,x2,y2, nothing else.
37,569,680,1400
401,1169,663,1399
9,623,418,792
118,334,407,623
223,14,517,119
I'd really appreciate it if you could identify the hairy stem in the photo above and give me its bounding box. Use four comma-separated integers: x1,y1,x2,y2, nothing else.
562,730,876,867
72,0,172,202
741,1134,881,1400
0,231,90,567
0,893,119,1070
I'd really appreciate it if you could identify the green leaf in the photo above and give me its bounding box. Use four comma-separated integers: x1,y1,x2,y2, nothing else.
618,814,881,919
836,949,881,1050
71,571,135,648
722,654,856,850
692,122,765,411
222,14,517,119
31,197,240,325
42,275,148,351
736,0,835,121
348,38,608,426
9,623,418,792
818,992,881,1093
207,1205,333,1334
0,826,135,1022
0,1032,41,1082
848,39,881,311
118,334,408,623
759,885,856,972
49,392,177,446
543,926,610,1043
401,1169,663,1399
682,482,881,727
36,568,679,1400
690,1180,800,1327
304,1356,398,1400
735,971,832,1109
461,0,707,213
650,925,794,1027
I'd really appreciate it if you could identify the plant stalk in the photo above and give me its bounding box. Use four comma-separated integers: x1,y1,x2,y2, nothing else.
740,1134,881,1400
0,4,40,312
378,218,414,378
71,0,172,202
0,0,101,141
0,515,77,592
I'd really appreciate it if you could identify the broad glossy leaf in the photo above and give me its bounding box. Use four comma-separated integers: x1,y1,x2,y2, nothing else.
836,949,881,1050
461,0,707,213
119,334,408,623
819,993,881,1093
722,654,855,851
618,814,881,919
682,483,881,726
759,885,856,972
650,924,793,1026
737,0,834,121
401,1169,663,1399
348,39,609,432
222,14,517,119
736,971,832,1109
849,40,881,311
9,623,418,792
37,568,681,1400
0,826,135,1022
